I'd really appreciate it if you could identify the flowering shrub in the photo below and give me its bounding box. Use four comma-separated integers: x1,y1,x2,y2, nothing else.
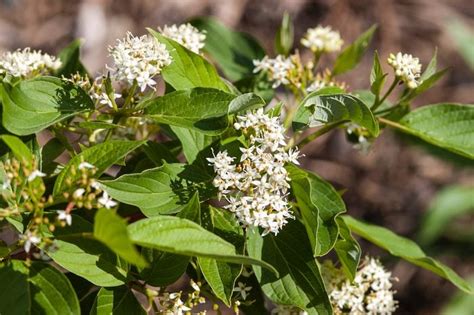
0,13,473,315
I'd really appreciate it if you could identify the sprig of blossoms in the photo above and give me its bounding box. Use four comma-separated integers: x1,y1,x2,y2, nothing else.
301,26,343,53
207,109,300,235
0,48,62,78
157,280,206,314
322,257,398,315
159,23,206,54
253,55,297,88
387,52,422,89
108,32,172,92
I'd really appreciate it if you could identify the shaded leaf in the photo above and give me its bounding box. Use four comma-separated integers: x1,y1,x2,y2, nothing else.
343,215,473,294
90,287,146,315
0,77,93,135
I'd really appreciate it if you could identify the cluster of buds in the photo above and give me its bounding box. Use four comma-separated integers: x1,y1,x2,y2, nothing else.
1,156,49,217
63,161,117,213
306,69,347,93
156,280,206,314
346,123,372,154
301,25,343,54
321,257,398,315
63,73,121,109
387,52,422,89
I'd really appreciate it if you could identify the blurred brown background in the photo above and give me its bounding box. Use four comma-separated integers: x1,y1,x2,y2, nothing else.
1,0,473,314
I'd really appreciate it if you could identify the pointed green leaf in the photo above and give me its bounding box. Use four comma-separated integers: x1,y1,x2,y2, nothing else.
46,216,128,287
293,93,379,136
100,163,191,216
143,88,236,135
171,126,215,163
397,103,474,159
288,164,346,256
0,76,93,135
56,39,89,77
275,12,294,56
247,221,332,314
53,140,144,195
334,217,361,281
370,51,387,96
93,208,148,268
342,215,474,294
148,28,229,91
128,215,277,274
198,206,244,306
91,287,146,315
333,25,377,75
0,134,33,165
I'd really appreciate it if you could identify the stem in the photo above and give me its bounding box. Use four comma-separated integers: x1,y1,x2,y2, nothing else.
374,104,401,116
123,81,138,109
378,117,413,134
296,121,345,148
371,78,399,111
103,114,122,142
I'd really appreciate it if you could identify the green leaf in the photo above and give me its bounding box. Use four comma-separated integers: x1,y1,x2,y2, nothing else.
398,103,474,159
29,262,81,315
419,185,474,245
442,278,474,315
53,140,144,195
46,215,128,287
293,92,379,136
128,215,277,274
247,221,332,314
334,217,361,281
288,164,346,256
421,49,438,81
0,260,80,315
370,51,387,96
148,28,229,91
93,208,148,268
275,12,294,56
190,17,265,81
140,247,189,287
171,126,215,163
228,93,266,115
333,25,377,75
100,163,189,217
342,215,474,294
142,140,180,166
0,259,30,314
143,88,236,135
198,206,244,306
406,68,448,101
56,39,89,77
0,134,33,164
0,76,94,135
91,287,146,315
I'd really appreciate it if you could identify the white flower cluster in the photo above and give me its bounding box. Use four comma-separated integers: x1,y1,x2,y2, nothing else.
322,257,398,315
253,55,296,88
157,280,206,314
108,32,172,92
0,48,61,78
159,23,206,54
207,109,300,235
272,305,308,315
301,26,343,53
387,52,422,89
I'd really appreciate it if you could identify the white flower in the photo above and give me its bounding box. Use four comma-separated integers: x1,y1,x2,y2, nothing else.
27,170,46,182
98,191,117,209
253,55,295,88
78,161,95,170
306,79,327,93
233,282,252,300
208,109,300,235
1,179,11,190
108,32,172,92
57,210,72,226
321,257,398,314
159,23,206,54
301,26,343,53
73,188,86,199
22,231,41,253
0,48,61,78
387,52,422,89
